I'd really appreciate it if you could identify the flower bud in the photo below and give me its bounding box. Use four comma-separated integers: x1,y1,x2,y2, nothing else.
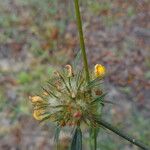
29,96,44,103
33,109,45,121
94,64,106,78
65,65,74,77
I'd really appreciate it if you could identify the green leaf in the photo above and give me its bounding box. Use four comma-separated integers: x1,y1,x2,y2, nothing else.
70,126,82,150
54,126,61,142
54,126,61,150
86,78,103,89
77,78,84,91
76,70,84,88
39,113,53,123
42,86,59,99
58,73,71,94
91,93,106,104
89,127,99,150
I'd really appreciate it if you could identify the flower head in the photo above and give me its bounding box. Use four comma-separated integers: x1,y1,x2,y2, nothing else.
29,96,44,103
30,65,105,127
94,64,106,78
33,109,45,121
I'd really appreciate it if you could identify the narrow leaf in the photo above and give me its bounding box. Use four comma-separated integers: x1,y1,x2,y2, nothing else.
70,126,82,150
89,127,99,150
54,126,61,150
86,78,102,88
91,93,106,104
54,126,61,141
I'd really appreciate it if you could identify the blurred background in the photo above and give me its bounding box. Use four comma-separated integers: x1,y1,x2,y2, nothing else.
0,0,150,149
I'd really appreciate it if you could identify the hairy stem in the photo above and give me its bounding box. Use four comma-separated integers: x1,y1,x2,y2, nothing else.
97,119,150,150
74,0,90,83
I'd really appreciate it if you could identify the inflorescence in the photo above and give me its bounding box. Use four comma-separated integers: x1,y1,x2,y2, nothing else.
29,64,106,127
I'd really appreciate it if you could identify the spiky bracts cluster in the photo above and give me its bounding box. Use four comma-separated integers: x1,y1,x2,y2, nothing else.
30,64,106,127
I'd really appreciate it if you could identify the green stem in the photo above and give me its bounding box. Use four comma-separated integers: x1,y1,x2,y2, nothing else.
74,1,95,149
93,128,97,150
74,0,90,83
97,119,150,150
89,127,97,150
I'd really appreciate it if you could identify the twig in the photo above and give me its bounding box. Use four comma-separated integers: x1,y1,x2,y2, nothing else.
97,119,150,150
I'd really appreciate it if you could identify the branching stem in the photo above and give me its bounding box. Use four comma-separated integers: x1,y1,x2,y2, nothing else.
97,119,150,150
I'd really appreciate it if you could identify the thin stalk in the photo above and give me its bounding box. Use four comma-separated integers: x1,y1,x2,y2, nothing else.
74,0,90,83
93,128,97,150
74,2,95,149
97,119,150,150
89,128,97,150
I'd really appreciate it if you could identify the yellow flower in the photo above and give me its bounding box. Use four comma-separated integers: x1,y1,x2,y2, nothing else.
33,109,45,120
29,96,44,103
65,65,74,77
94,64,106,78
